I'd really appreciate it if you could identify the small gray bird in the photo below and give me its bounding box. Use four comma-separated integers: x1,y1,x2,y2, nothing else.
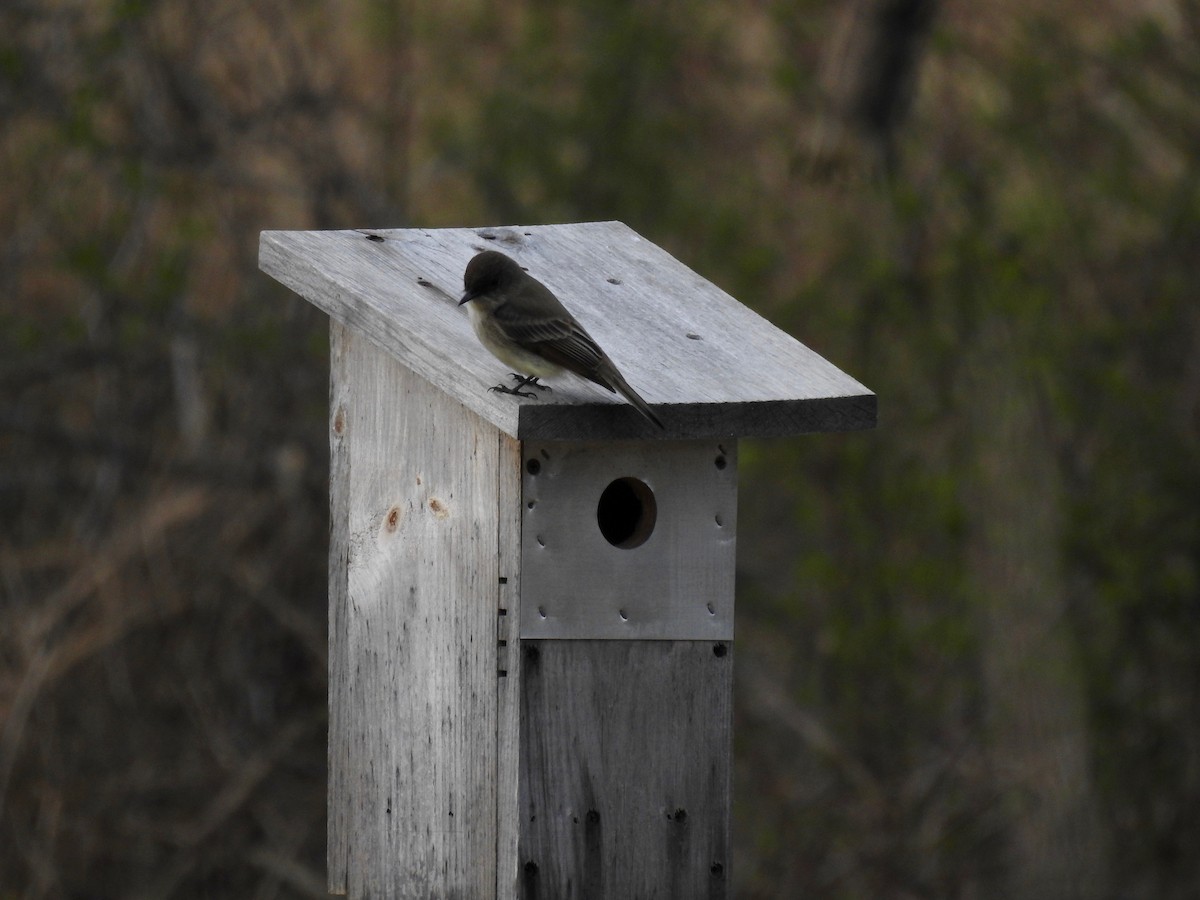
459,250,664,429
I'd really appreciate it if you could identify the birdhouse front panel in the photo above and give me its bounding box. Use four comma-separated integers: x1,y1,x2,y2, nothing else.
519,439,737,640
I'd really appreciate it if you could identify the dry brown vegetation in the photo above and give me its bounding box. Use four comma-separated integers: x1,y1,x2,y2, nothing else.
3,1,1199,897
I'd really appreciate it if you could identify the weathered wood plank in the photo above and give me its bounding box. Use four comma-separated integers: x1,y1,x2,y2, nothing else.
519,640,733,899
330,326,499,897
496,432,523,899
259,222,875,441
520,440,737,640
328,321,352,894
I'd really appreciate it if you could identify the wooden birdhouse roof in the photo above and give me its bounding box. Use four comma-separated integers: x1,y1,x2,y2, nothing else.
259,220,875,441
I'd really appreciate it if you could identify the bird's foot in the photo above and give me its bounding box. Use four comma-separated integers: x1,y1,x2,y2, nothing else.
510,373,552,393
488,374,551,400
489,382,537,400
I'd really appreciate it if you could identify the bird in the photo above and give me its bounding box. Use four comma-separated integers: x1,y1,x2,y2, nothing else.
458,250,664,429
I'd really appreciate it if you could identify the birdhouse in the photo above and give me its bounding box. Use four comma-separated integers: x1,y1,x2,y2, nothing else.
258,221,874,899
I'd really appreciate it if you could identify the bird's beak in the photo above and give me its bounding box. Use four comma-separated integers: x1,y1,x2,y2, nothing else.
458,290,476,306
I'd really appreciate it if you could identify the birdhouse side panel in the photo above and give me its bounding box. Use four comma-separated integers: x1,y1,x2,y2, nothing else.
328,322,507,897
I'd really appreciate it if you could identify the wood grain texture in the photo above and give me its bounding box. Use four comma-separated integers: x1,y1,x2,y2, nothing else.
519,640,733,900
259,221,875,441
496,432,524,899
329,326,501,898
328,321,352,894
520,440,737,640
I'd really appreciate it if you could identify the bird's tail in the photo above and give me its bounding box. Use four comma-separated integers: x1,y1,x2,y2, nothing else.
608,371,664,430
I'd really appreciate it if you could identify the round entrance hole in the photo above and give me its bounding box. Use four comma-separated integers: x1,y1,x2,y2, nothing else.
596,477,656,549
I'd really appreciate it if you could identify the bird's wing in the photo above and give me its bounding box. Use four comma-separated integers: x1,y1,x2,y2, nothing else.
492,293,615,390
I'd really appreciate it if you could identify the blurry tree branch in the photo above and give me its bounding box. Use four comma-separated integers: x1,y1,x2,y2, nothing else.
0,489,209,817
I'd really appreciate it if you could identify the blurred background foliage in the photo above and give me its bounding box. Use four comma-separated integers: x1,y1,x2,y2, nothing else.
2,0,1198,897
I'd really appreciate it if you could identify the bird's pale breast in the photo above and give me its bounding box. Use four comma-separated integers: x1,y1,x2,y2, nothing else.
468,303,562,377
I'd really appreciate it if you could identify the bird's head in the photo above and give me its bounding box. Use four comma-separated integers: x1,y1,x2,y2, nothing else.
460,250,524,306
